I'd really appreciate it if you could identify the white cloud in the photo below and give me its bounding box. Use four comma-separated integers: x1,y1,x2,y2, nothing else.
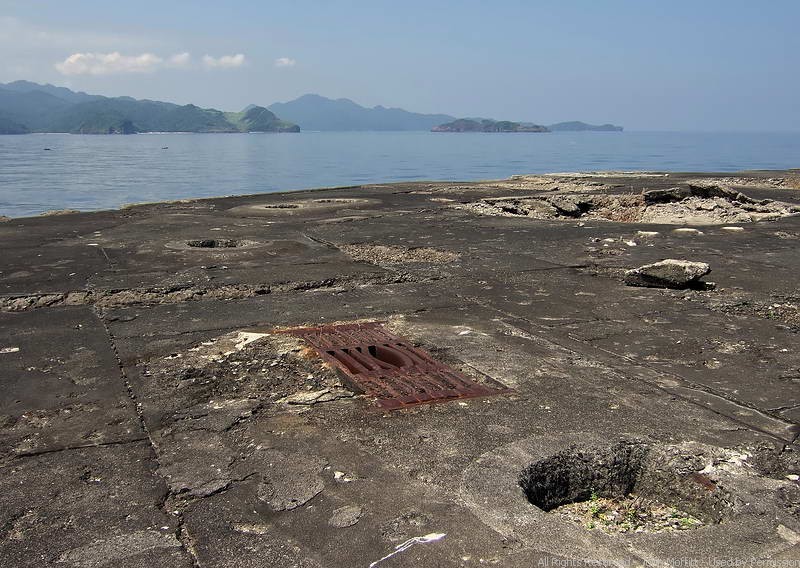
274,57,296,68
54,51,248,75
202,54,246,69
55,52,166,75
168,52,192,68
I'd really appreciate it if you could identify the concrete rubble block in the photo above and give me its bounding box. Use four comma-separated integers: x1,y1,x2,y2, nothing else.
544,195,590,217
643,184,748,205
624,259,711,289
642,186,695,204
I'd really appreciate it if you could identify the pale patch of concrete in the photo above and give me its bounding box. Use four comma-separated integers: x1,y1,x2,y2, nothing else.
57,531,181,568
328,505,364,528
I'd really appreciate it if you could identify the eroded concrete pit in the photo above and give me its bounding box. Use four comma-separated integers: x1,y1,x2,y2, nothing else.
464,434,800,564
225,197,380,217
520,439,730,533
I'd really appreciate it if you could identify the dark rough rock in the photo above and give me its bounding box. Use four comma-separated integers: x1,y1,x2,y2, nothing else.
624,259,711,289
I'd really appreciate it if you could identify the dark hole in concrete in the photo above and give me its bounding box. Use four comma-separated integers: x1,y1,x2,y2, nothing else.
519,440,731,525
186,239,240,248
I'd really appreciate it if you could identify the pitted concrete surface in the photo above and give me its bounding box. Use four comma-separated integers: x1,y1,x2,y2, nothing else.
1,170,800,567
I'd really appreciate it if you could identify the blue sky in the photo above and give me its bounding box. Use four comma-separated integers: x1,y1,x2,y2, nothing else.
1,0,798,130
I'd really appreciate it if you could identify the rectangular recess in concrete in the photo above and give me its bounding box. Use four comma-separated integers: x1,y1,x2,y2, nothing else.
281,322,510,409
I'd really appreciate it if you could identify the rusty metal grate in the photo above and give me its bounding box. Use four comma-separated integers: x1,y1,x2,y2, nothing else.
281,322,510,409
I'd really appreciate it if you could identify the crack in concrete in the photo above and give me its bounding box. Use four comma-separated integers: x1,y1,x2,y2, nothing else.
164,468,262,568
171,402,268,436
464,294,799,444
513,263,591,273
0,271,438,313
92,306,203,568
90,310,295,567
12,436,149,459
767,403,800,413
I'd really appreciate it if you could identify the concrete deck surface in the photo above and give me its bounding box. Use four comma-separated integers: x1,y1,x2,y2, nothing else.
1,171,799,567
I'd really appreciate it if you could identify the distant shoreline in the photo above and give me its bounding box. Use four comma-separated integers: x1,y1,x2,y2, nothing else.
0,129,629,136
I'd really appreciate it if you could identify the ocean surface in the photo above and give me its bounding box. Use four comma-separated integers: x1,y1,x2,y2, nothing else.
1,131,798,217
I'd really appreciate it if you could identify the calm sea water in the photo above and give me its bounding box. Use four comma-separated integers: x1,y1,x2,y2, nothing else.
1,131,798,217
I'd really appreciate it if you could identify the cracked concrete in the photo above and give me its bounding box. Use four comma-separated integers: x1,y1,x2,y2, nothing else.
2,170,800,567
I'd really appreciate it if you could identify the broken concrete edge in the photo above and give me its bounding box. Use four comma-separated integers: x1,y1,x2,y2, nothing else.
281,388,355,406
642,184,761,205
5,170,799,221
456,183,800,226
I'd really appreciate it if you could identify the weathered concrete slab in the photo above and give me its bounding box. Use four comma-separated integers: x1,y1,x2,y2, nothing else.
0,307,142,459
2,170,799,567
0,442,193,567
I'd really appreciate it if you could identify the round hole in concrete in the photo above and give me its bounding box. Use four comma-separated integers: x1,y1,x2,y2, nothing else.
311,198,361,204
226,198,380,217
186,239,241,248
519,440,731,532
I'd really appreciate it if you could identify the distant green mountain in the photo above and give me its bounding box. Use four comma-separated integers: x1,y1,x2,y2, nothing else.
0,82,299,134
0,88,73,131
1,80,102,104
225,106,300,132
268,94,455,131
548,121,623,132
0,114,29,134
0,81,622,134
432,118,549,133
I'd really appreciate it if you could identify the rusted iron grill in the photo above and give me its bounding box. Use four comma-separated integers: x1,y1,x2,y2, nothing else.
281,322,509,409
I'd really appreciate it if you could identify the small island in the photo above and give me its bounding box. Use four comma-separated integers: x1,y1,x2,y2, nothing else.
432,118,549,133
549,121,623,132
